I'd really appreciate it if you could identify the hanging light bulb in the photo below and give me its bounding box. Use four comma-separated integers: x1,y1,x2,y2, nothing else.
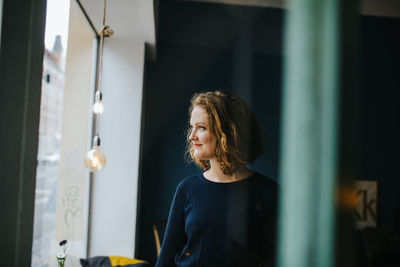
92,91,104,114
84,134,106,172
85,0,112,173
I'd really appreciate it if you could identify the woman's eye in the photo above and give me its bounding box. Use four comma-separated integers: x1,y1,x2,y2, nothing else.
198,126,206,130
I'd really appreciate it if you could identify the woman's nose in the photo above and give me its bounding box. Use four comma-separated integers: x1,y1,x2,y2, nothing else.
189,129,197,140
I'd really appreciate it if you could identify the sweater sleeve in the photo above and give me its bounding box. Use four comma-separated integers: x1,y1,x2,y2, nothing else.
155,182,187,267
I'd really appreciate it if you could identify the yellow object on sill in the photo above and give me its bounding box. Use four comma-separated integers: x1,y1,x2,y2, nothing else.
109,256,146,266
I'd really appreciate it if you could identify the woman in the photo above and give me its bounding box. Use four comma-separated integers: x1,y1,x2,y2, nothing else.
155,91,278,267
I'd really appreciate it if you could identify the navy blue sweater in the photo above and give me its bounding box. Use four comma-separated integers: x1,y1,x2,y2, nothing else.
155,173,278,267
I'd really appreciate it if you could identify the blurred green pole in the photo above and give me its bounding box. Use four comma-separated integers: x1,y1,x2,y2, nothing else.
278,0,340,267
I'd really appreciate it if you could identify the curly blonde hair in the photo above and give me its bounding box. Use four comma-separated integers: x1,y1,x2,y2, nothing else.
186,91,263,175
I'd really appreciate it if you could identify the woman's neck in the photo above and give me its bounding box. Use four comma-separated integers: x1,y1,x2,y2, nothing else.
203,159,253,183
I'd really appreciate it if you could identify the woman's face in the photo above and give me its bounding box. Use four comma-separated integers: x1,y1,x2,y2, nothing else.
189,106,215,161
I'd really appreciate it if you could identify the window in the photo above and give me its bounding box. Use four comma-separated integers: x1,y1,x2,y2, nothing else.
32,0,97,265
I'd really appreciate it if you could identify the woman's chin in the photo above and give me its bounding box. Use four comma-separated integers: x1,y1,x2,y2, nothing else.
194,153,206,161
194,154,213,162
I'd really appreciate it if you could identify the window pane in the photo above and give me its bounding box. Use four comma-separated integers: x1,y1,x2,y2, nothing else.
32,0,96,265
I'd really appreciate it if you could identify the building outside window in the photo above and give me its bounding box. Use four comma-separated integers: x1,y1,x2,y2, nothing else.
32,0,97,265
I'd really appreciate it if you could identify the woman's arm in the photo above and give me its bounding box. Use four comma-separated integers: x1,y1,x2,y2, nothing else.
155,183,187,267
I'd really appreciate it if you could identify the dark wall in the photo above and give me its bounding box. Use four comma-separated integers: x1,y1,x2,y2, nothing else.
135,0,400,264
135,1,283,263
357,15,400,230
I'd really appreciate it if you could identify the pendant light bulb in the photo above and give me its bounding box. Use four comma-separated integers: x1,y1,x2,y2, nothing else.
84,135,106,172
93,91,104,114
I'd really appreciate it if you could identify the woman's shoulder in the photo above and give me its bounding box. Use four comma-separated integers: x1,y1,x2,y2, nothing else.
251,172,279,191
176,173,203,190
173,173,205,200
249,173,279,205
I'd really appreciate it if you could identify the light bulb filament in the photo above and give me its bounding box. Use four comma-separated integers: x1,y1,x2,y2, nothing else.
91,156,99,167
